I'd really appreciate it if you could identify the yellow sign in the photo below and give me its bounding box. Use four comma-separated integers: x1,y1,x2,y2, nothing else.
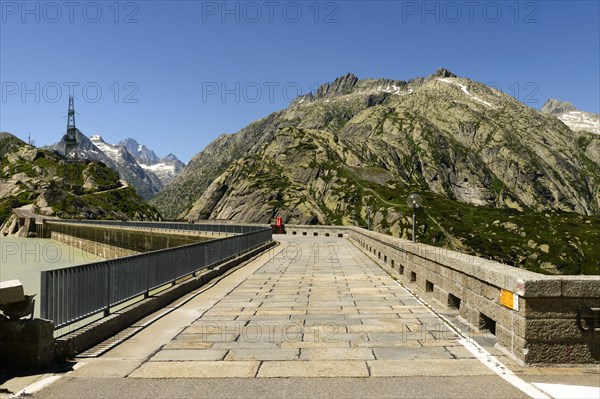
500,289,519,311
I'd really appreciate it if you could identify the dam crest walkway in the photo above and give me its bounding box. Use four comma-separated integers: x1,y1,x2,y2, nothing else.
4,235,599,399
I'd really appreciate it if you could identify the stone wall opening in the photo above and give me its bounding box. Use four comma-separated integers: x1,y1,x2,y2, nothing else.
479,313,496,335
426,280,434,292
448,293,461,310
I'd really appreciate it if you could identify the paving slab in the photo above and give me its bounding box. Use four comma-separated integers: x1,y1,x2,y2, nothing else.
225,348,299,361
280,340,352,349
129,361,260,378
299,347,375,360
70,359,142,378
149,350,227,361
445,345,478,358
360,317,418,325
368,332,432,341
257,361,369,378
368,359,496,377
210,341,281,350
347,324,411,333
303,331,368,343
373,346,453,360
162,341,213,350
351,340,422,348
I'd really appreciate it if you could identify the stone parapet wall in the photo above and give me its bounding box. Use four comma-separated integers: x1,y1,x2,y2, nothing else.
47,222,213,255
51,231,139,259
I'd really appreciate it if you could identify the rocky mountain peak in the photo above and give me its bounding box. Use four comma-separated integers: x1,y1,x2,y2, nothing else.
116,139,185,185
119,138,161,165
541,98,577,115
541,99,599,134
161,153,183,163
314,73,359,100
431,68,458,78
291,69,458,108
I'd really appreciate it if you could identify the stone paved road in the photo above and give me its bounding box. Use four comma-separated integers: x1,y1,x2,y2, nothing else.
130,236,488,379
23,236,557,398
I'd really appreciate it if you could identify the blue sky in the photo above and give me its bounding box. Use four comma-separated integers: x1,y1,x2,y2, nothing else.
1,1,599,163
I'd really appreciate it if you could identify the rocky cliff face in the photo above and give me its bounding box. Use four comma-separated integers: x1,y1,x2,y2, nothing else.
1,132,160,232
120,138,161,165
89,135,164,198
119,138,186,186
150,70,600,274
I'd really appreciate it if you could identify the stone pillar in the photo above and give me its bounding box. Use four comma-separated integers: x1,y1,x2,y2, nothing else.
0,319,55,370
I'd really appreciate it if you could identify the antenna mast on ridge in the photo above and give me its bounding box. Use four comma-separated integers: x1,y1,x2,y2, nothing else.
62,95,83,195
64,95,78,159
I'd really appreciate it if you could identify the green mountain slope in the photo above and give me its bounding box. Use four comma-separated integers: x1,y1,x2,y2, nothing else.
150,70,600,274
0,132,160,231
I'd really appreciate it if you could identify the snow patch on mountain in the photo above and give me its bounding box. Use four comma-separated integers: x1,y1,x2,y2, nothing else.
90,135,122,158
541,99,600,135
558,111,600,134
438,78,493,107
118,138,185,186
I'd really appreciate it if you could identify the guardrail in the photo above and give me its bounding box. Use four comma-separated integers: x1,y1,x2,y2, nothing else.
47,220,267,235
40,225,272,329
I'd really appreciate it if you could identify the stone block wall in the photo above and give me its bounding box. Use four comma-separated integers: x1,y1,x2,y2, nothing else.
47,222,213,258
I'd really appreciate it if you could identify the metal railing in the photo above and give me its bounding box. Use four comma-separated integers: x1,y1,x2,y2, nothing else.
47,220,267,235
40,226,272,328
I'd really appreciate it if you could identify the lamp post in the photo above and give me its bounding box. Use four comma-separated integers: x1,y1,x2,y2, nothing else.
407,194,422,243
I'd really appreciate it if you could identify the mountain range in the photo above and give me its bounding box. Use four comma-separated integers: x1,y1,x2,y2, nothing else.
48,134,185,199
150,69,600,274
2,69,598,274
118,138,186,186
0,132,159,233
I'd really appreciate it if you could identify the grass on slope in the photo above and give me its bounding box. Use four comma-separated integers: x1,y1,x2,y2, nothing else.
354,174,600,275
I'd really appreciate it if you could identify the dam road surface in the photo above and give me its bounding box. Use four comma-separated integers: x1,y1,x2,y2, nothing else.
3,236,599,399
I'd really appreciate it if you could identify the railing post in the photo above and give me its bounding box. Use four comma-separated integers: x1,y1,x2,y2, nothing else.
145,254,150,298
40,271,48,321
172,251,177,286
204,243,208,268
104,263,110,317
